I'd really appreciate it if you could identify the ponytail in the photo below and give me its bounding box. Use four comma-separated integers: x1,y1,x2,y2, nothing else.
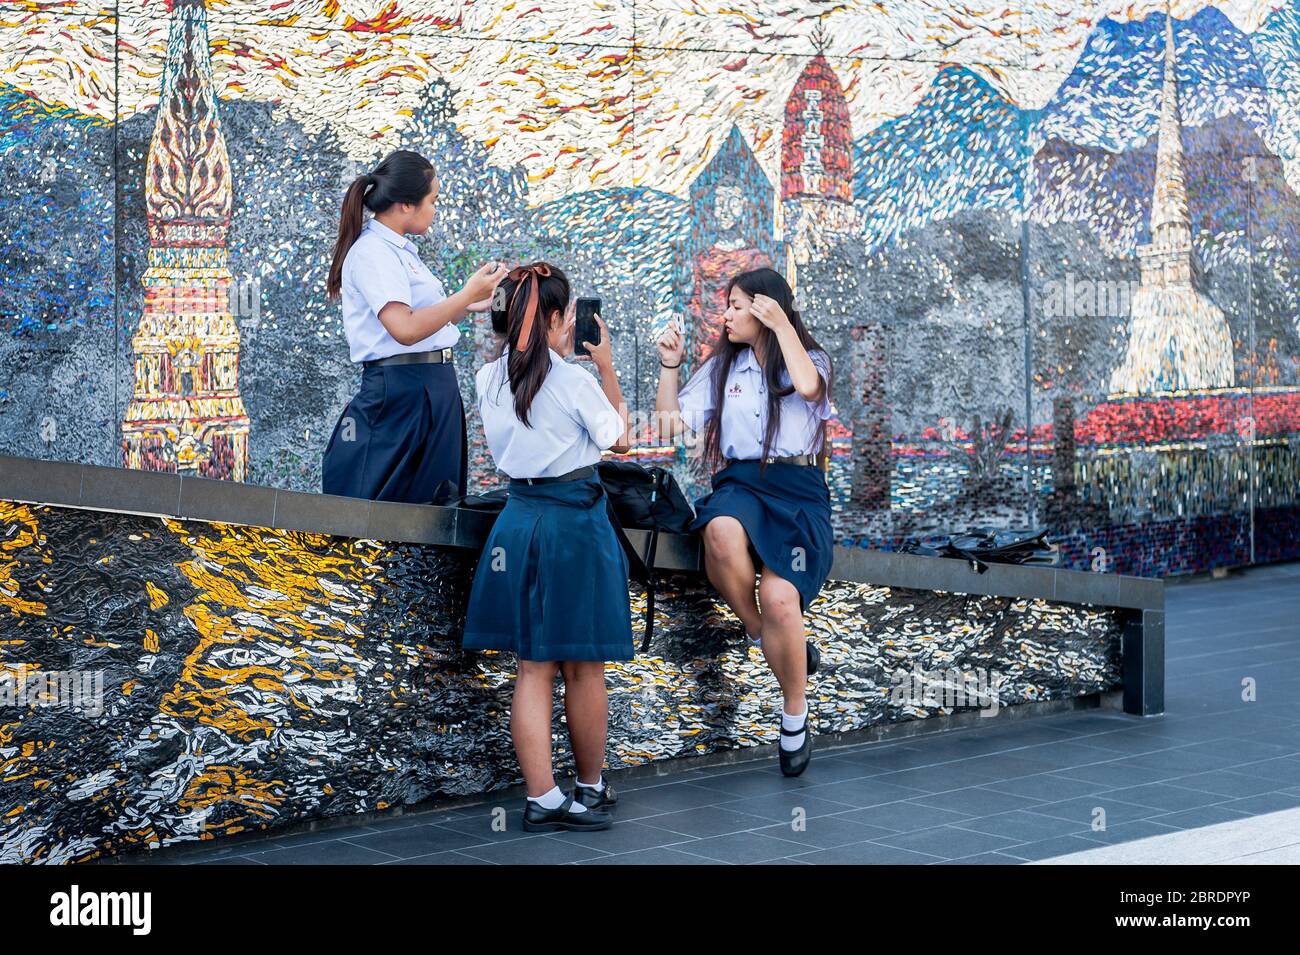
325,151,436,300
326,175,371,299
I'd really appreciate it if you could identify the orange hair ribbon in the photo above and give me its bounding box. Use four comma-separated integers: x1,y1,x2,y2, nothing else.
507,262,552,351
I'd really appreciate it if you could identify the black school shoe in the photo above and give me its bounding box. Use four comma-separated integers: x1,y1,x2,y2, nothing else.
522,794,612,832
778,711,813,777
573,780,617,811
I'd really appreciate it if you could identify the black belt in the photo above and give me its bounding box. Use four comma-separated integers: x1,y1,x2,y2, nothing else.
363,347,453,368
724,453,820,467
508,464,597,486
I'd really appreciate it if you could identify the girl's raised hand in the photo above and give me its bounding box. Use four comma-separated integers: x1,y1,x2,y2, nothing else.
559,296,578,357
656,319,686,366
463,260,506,303
749,293,791,331
578,313,613,368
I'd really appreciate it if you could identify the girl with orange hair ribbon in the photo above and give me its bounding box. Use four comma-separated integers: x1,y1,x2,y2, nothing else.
464,261,634,832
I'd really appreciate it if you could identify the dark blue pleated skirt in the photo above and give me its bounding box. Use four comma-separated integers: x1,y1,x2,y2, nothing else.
462,474,634,662
689,459,834,614
321,361,467,505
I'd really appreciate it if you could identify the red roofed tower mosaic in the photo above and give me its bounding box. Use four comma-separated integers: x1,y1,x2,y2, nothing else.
780,30,860,293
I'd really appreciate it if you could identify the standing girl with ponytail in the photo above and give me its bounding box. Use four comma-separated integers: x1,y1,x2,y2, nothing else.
653,267,835,777
462,262,634,832
323,148,506,504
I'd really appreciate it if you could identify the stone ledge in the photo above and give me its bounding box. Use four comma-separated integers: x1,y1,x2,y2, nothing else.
0,452,1163,611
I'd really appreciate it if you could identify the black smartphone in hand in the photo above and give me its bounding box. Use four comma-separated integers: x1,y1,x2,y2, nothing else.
575,297,602,357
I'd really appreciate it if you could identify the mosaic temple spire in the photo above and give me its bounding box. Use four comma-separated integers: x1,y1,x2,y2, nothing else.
1148,10,1193,272
1107,10,1235,396
122,0,251,479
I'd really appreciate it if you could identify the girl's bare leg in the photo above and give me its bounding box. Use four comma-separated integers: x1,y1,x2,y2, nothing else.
513,660,560,797
560,660,608,785
701,516,762,636
757,567,807,714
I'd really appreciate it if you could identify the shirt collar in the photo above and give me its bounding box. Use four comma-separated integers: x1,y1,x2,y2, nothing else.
734,346,760,373
365,216,417,254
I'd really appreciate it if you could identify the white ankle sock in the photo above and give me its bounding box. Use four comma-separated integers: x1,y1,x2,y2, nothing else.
527,784,587,812
779,705,808,752
576,775,605,792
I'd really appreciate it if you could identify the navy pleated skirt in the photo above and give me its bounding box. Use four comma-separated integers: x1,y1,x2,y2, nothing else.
321,361,467,505
689,459,834,614
462,473,635,662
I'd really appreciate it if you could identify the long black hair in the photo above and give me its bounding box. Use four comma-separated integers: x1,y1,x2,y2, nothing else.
326,149,435,299
700,267,833,474
487,261,571,427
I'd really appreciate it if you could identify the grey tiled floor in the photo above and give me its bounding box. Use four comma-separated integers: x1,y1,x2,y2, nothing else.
126,560,1300,865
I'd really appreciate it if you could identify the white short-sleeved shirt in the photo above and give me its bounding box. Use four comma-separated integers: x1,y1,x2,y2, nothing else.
676,346,834,459
339,217,459,363
475,346,624,480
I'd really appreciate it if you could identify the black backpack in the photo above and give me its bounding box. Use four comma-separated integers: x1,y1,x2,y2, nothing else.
453,487,510,512
898,526,1057,572
595,460,696,652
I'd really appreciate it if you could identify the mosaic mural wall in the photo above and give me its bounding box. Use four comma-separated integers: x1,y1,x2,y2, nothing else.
0,499,1123,863
0,0,1297,576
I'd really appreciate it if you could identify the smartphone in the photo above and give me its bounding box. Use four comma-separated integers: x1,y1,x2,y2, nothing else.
575,297,602,356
